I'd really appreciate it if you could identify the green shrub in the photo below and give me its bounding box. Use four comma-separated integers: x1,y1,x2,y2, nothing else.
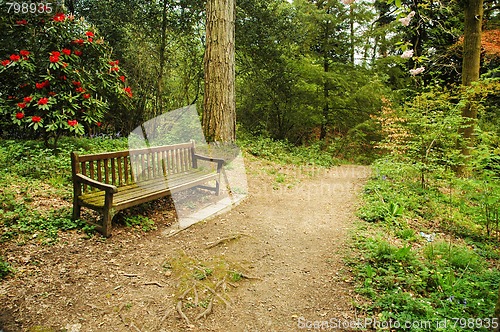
0,256,12,279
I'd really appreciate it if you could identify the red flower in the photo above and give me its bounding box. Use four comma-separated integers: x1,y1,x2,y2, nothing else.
75,87,85,93
72,81,81,86
16,112,24,120
16,20,28,25
83,94,91,99
36,80,49,89
60,75,67,80
62,49,71,56
38,97,49,105
23,96,32,103
17,102,27,109
53,13,66,22
87,38,93,43
50,55,60,63
124,87,133,98
10,54,20,62
2,60,11,66
19,83,28,88
86,31,95,37
20,50,30,57
72,39,84,45
67,119,78,127
109,60,120,66
48,91,56,96
96,122,102,127
74,50,83,56
119,75,126,82
51,51,61,57
110,66,119,72
31,116,41,123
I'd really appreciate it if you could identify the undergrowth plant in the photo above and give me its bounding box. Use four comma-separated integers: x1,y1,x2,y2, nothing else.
0,136,127,244
351,157,500,331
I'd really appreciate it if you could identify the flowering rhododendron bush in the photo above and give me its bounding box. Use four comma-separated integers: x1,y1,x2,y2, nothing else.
0,8,132,146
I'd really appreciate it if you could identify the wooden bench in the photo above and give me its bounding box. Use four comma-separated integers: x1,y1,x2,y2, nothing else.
71,141,224,237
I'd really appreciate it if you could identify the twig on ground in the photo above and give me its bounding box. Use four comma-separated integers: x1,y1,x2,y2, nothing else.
178,286,193,300
159,308,174,325
241,273,262,281
227,281,238,288
205,233,249,249
130,322,142,332
123,273,139,278
193,285,199,306
176,300,191,326
195,280,231,307
195,297,214,321
144,281,164,287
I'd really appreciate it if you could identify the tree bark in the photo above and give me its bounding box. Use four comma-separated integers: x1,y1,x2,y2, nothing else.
496,287,500,332
458,0,483,175
156,0,168,117
202,0,236,143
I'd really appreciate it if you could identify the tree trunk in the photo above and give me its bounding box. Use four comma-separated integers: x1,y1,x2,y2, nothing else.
457,0,483,175
496,287,500,332
156,0,168,117
65,0,75,14
320,55,329,140
349,5,355,64
202,0,236,143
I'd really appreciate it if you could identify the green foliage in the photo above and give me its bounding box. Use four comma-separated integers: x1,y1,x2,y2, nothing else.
351,156,500,329
0,256,13,279
123,215,156,232
0,136,127,243
238,133,340,167
74,0,205,134
0,3,132,146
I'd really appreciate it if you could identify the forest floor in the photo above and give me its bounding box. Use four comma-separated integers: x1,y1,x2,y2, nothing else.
0,158,371,332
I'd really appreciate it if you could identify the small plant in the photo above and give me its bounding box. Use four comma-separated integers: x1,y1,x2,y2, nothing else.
0,256,13,279
193,267,213,280
124,215,156,232
228,270,243,282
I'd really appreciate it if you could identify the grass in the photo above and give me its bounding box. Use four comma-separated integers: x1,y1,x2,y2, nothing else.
162,250,247,316
349,158,500,331
0,136,128,244
237,132,342,167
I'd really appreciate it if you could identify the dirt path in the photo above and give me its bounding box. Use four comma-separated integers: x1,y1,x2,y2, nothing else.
0,161,370,332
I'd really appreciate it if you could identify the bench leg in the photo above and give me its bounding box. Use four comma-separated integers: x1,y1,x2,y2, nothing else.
215,179,220,195
72,201,81,220
102,211,113,237
102,192,115,237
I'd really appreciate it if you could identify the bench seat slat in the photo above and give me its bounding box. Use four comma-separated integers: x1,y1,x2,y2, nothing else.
79,171,217,208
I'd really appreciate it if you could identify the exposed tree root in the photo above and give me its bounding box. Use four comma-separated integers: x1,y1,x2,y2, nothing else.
195,297,214,321
176,300,191,326
205,233,249,249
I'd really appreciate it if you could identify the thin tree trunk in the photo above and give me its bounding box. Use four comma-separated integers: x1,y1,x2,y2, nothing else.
156,0,168,116
202,0,236,143
496,288,500,332
320,8,331,141
320,56,329,140
350,5,355,64
457,0,483,175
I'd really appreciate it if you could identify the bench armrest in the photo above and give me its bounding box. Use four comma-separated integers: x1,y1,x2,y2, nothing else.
194,153,225,164
193,153,224,172
75,174,118,194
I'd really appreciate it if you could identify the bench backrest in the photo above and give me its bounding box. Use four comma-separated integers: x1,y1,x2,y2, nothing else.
71,142,197,192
